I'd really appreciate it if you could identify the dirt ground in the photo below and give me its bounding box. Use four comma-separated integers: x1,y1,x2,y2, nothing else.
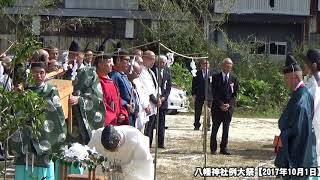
153,114,279,180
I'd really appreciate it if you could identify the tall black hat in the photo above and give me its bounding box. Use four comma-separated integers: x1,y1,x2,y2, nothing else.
100,125,121,151
69,40,81,52
84,41,94,52
113,41,128,55
282,53,302,74
306,49,320,64
97,37,110,53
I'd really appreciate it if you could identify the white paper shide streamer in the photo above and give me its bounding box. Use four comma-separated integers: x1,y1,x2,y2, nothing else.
190,59,197,77
166,52,174,68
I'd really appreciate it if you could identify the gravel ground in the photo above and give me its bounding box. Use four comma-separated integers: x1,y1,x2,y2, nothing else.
153,114,279,180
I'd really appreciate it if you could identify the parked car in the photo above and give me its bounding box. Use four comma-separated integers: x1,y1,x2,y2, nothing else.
167,86,189,115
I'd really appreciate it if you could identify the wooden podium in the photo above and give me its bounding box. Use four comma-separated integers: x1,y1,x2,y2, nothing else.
47,79,73,133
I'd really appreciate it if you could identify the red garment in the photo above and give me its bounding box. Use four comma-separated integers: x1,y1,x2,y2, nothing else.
98,74,129,126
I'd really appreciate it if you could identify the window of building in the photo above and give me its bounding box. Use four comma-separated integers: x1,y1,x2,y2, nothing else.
250,41,266,55
125,19,134,39
269,42,287,55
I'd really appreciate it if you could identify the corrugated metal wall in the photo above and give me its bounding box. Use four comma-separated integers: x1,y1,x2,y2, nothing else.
0,34,103,53
65,0,138,10
215,0,310,16
41,35,105,51
14,0,34,7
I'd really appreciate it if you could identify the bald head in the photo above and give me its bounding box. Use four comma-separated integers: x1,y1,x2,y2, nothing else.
30,49,49,63
222,58,233,65
128,61,141,81
221,58,233,74
284,71,303,91
143,50,156,68
144,50,155,57
136,56,143,64
133,62,141,74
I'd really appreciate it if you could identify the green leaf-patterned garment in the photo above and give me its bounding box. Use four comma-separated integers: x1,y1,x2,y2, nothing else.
9,84,67,167
67,67,106,145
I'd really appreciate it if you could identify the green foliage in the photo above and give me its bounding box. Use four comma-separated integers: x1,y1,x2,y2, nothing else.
0,0,15,7
39,0,57,8
10,34,42,85
170,62,193,95
238,79,270,108
0,89,46,142
0,34,44,142
50,149,113,173
235,56,289,117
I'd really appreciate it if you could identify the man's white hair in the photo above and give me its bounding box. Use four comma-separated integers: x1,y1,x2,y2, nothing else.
159,55,168,64
222,58,233,64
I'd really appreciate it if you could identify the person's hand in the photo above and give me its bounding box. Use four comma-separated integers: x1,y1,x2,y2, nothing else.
69,95,79,105
127,104,134,113
224,104,230,110
145,105,151,115
118,114,125,124
14,84,24,92
192,95,196,101
157,98,162,107
161,97,165,103
278,138,282,147
145,106,151,115
67,64,73,70
220,104,229,111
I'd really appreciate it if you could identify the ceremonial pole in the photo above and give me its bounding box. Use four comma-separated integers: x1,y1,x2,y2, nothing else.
154,40,161,180
203,57,209,180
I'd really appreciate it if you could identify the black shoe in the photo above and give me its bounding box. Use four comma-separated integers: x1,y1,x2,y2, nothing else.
220,151,231,155
158,146,165,149
210,151,216,155
165,126,168,129
194,127,200,130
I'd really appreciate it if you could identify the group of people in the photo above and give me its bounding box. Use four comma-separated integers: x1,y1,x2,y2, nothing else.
192,48,320,178
192,58,239,155
0,40,173,180
2,37,320,179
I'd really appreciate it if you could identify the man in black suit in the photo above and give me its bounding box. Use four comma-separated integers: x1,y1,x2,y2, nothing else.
152,55,172,148
192,59,213,130
210,58,239,155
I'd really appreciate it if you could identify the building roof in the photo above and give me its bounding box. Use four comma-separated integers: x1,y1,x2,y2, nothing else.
225,13,309,24
5,7,152,19
5,7,187,21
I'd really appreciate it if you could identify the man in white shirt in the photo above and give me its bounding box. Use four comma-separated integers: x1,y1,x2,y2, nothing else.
139,50,161,147
128,59,151,132
87,125,154,180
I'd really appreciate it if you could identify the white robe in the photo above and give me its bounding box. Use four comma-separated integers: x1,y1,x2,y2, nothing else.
139,65,159,116
133,78,150,129
88,126,154,180
306,72,320,164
